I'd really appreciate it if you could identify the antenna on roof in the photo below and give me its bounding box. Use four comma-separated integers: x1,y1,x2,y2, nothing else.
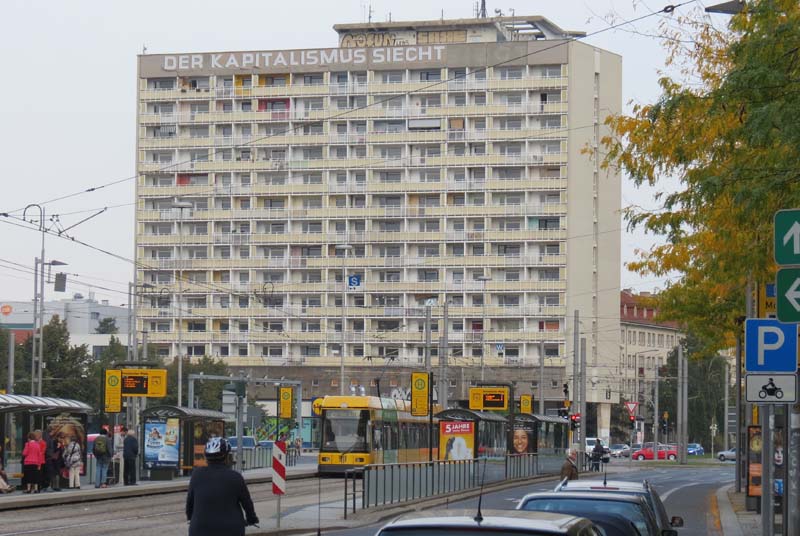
480,0,487,18
474,457,489,523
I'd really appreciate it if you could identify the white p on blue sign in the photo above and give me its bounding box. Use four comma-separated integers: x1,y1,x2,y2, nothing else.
745,319,798,373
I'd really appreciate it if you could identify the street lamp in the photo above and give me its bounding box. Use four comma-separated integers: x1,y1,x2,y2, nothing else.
334,244,353,395
34,258,68,397
476,275,491,381
172,198,193,407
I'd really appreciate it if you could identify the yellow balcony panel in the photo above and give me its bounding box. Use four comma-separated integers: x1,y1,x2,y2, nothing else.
543,153,567,164
137,185,208,197
139,89,183,101
369,131,445,144
368,82,418,94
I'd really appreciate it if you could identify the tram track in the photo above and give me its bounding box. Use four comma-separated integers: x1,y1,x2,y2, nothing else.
0,476,342,536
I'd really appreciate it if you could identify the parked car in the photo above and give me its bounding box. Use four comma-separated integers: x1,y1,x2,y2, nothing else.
631,443,643,451
687,443,705,456
375,509,602,535
631,447,678,461
517,491,671,536
228,436,257,451
554,478,684,532
609,444,631,458
717,447,736,461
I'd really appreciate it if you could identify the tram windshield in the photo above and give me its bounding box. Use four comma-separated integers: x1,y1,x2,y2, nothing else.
321,409,369,453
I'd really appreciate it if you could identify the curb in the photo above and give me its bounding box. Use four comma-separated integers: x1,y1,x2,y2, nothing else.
717,484,743,536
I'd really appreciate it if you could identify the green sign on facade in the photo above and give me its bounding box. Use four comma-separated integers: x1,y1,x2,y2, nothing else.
774,209,800,266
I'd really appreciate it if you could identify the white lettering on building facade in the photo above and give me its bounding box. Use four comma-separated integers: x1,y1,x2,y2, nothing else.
161,46,446,71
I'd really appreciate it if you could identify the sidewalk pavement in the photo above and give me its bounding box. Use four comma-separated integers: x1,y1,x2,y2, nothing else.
0,464,317,511
718,485,761,535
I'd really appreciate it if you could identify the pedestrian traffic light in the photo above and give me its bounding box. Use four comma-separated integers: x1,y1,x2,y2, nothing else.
629,415,636,429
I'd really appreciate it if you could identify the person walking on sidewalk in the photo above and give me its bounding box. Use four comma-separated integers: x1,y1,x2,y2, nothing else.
93,428,111,488
122,428,139,485
559,449,579,481
64,435,82,489
186,437,259,536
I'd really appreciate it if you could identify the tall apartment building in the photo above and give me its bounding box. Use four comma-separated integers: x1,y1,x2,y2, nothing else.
135,15,621,434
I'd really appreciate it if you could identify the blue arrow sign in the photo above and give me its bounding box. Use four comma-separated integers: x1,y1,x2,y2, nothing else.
745,319,798,373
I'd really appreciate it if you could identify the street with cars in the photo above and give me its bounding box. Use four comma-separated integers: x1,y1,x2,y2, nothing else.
331,462,735,536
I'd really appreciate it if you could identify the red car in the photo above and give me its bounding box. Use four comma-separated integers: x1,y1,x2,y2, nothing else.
631,447,677,461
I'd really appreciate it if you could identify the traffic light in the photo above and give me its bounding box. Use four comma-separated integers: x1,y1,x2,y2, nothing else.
563,383,569,399
661,418,668,434
629,415,636,429
570,413,581,430
558,407,568,418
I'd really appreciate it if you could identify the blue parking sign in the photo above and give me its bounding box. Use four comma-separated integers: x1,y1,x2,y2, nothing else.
745,319,798,373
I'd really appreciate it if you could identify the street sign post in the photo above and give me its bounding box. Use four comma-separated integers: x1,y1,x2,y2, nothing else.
777,268,800,323
745,374,797,403
410,371,430,416
744,319,798,373
774,209,800,265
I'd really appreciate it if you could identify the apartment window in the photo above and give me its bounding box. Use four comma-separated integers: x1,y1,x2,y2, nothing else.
505,270,520,281
187,345,205,357
418,269,439,282
419,70,441,81
304,74,324,86
238,321,249,332
302,345,321,357
382,71,403,83
419,245,439,257
421,220,439,232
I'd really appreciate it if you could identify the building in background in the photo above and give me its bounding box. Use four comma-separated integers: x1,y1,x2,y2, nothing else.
0,294,131,354
134,14,621,433
619,289,681,413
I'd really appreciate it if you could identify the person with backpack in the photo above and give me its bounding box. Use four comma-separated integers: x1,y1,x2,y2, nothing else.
63,435,82,489
93,428,111,488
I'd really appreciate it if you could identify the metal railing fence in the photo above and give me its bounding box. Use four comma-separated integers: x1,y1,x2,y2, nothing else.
353,453,544,513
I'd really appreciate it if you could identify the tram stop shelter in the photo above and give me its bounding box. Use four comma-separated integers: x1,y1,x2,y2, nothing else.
0,394,93,482
140,405,226,479
435,408,508,460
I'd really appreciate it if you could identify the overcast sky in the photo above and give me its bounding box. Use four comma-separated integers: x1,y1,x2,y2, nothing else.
0,0,720,306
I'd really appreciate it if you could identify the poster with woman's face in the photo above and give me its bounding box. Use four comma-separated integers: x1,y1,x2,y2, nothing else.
512,424,534,454
45,414,87,474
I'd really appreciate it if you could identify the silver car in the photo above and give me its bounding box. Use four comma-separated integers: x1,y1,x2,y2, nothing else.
375,509,602,535
717,447,736,461
554,478,684,532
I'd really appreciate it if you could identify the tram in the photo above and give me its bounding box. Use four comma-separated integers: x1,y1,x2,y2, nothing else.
317,395,439,474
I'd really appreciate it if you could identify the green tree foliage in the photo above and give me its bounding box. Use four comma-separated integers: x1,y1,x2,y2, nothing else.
95,317,119,334
154,356,229,410
658,334,728,451
601,0,800,351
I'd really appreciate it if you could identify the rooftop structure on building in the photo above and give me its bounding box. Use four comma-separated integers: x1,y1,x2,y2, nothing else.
134,12,621,420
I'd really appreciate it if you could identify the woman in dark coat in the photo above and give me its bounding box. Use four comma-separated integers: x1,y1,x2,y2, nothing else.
186,437,259,536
